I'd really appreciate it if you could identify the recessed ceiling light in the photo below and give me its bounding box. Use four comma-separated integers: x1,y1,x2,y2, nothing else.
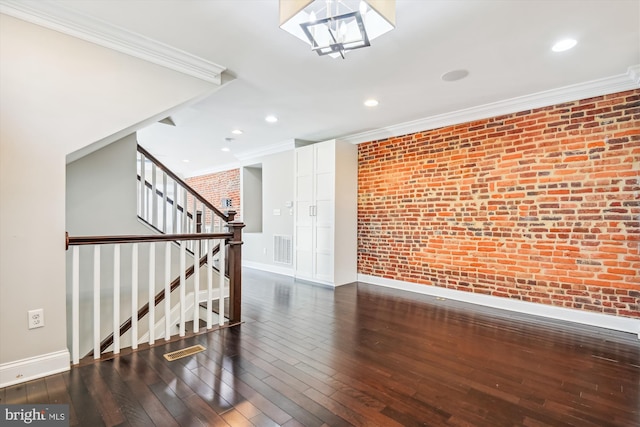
364,99,379,107
231,129,243,135
182,159,190,163
221,147,230,152
265,115,278,123
441,69,469,82
552,38,577,52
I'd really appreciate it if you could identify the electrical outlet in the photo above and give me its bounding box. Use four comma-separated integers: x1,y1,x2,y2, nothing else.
28,309,44,329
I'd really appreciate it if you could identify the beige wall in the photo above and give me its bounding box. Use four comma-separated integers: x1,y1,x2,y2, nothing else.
0,13,216,371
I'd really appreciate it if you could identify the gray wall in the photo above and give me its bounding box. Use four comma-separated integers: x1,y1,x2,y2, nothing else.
243,150,295,274
242,166,263,233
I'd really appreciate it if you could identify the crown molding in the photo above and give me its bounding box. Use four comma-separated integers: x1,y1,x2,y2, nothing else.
0,0,226,84
629,64,640,86
341,65,640,144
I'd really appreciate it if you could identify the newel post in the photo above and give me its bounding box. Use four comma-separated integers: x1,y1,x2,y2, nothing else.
226,213,244,324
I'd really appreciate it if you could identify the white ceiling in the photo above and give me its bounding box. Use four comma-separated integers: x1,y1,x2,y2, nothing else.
8,0,640,176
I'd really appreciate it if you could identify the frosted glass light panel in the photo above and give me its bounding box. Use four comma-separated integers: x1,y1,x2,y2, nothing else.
280,0,395,58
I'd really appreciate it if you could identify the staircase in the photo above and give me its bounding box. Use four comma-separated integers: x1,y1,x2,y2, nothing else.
66,144,243,364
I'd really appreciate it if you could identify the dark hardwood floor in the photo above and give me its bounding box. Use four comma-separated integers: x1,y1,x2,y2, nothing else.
2,268,639,426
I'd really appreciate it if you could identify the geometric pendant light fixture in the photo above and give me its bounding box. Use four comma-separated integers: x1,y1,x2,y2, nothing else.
279,0,395,59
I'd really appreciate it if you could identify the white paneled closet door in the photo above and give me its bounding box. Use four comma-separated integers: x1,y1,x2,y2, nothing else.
293,139,357,287
313,142,335,283
295,145,314,280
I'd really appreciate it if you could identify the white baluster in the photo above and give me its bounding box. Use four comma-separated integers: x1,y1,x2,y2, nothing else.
192,198,197,234
151,165,157,228
148,243,155,345
139,154,146,220
113,245,120,355
164,241,171,340
93,246,101,359
72,246,80,365
172,180,178,234
162,172,168,233
204,208,210,233
218,239,225,326
182,187,188,235
179,241,186,337
193,240,200,333
207,240,213,329
131,243,138,350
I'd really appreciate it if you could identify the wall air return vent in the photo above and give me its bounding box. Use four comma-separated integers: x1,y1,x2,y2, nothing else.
274,235,292,264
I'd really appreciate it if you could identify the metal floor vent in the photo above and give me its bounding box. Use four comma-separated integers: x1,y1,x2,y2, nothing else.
274,234,292,264
163,344,206,361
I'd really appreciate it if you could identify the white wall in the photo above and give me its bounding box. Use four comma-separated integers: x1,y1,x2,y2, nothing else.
0,13,216,381
243,150,295,274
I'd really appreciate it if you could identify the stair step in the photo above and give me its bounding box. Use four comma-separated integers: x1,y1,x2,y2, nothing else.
182,319,207,329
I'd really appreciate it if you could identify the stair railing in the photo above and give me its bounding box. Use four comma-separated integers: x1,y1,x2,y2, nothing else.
137,142,241,324
137,145,232,245
66,227,243,365
97,243,222,355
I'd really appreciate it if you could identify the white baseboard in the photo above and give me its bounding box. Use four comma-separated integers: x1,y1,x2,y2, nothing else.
358,274,640,338
0,350,70,388
243,260,293,277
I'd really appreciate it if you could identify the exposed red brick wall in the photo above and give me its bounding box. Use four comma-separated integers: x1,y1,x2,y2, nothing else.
186,169,241,223
358,89,640,318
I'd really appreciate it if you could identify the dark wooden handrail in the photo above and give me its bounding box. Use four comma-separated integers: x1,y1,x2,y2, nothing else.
138,145,232,222
96,244,223,355
66,232,232,249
